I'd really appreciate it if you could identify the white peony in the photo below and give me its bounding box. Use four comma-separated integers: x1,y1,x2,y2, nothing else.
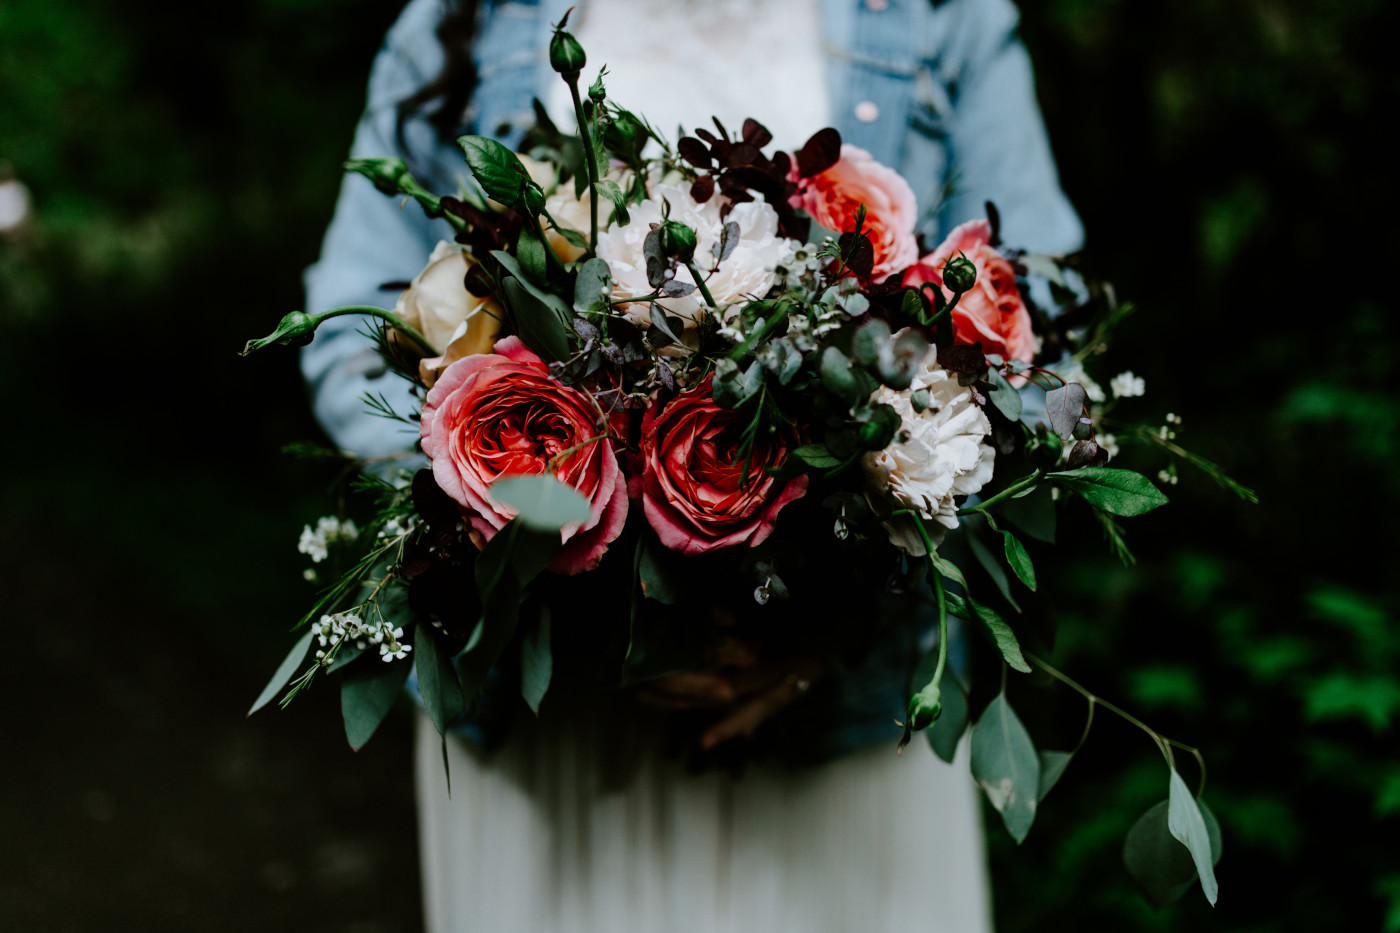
863,347,996,556
595,183,796,333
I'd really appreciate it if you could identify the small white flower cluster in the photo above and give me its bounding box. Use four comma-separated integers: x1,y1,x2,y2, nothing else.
378,514,419,540
771,241,826,290
1053,359,1106,403
1110,371,1146,399
313,611,412,663
1158,466,1180,486
1097,432,1120,461
297,516,359,563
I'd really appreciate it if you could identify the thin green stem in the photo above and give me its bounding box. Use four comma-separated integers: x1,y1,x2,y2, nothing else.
568,80,599,252
728,303,789,361
910,513,949,699
958,468,1045,515
314,306,437,357
685,261,718,309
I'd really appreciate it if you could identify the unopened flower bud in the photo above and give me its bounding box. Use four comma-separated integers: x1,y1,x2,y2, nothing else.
241,310,318,356
906,685,942,732
588,73,606,101
520,181,546,217
942,255,977,294
659,219,698,263
549,29,586,80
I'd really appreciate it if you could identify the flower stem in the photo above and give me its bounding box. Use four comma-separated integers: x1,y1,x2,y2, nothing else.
957,467,1044,515
315,306,438,357
685,261,718,310
568,80,599,253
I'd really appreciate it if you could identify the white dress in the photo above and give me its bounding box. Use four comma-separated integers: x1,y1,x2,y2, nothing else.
414,2,991,929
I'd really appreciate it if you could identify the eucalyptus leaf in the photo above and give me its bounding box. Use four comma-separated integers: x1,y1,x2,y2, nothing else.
1001,530,1037,591
971,693,1040,843
458,135,529,205
1123,794,1223,908
490,474,592,533
248,630,313,716
985,367,1023,421
415,627,464,736
792,444,842,470
1049,467,1169,517
341,657,410,751
649,303,685,347
326,643,366,673
1044,383,1088,440
926,668,970,764
1168,769,1220,905
520,605,553,714
1037,749,1074,800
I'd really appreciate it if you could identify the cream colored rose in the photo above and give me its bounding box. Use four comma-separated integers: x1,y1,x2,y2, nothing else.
393,241,502,388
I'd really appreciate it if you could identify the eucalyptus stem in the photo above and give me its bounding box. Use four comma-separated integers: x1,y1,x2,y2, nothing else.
568,80,599,252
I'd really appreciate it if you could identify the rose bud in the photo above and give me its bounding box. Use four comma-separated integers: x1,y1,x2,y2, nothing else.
942,254,978,295
549,29,586,80
241,310,316,356
659,219,699,263
344,157,411,197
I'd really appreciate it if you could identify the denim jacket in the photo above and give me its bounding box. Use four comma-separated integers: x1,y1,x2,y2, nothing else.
301,0,1081,760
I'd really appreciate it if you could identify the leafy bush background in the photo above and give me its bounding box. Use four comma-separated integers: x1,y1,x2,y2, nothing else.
1,0,1395,929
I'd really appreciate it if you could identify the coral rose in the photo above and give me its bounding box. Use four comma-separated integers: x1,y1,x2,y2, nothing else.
393,241,502,388
790,144,919,280
640,377,808,554
419,337,627,574
903,219,1036,365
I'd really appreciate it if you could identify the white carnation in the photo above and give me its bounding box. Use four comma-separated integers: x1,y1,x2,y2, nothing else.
595,183,797,333
863,348,995,555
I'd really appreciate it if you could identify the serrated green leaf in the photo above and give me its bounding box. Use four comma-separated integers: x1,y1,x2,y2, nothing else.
792,444,842,470
1049,467,1169,517
490,473,592,533
415,627,464,737
520,605,552,714
341,657,410,751
458,135,529,205
971,694,1040,843
1168,769,1220,905
1123,795,1223,908
248,630,313,716
1037,749,1073,800
1001,529,1037,590
985,367,1023,421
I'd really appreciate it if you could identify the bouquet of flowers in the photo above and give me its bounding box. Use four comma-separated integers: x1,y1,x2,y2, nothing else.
243,19,1253,908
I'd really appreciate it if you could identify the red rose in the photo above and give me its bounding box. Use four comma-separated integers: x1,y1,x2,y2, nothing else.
419,337,627,574
641,378,808,554
903,219,1036,365
789,144,919,280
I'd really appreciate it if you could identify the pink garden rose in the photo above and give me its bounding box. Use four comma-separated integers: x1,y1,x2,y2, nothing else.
419,336,627,574
641,377,808,555
903,219,1036,366
790,144,919,280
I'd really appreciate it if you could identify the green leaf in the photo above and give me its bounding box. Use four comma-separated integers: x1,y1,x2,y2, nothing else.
985,367,1023,421
502,277,571,363
971,693,1040,843
493,249,573,331
968,524,1021,613
516,226,549,285
341,657,410,751
520,604,553,714
926,668,970,764
1037,749,1074,800
1049,467,1169,517
573,257,613,313
1168,769,1221,905
415,627,464,737
947,592,1031,673
791,444,842,470
473,519,560,594
819,346,861,403
248,629,313,715
458,135,529,205
460,562,521,707
1001,530,1037,591
1123,794,1223,908
1001,484,1056,543
593,178,631,227
490,473,593,534
638,537,681,604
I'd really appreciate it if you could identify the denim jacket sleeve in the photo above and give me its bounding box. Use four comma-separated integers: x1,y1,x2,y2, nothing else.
300,0,1080,757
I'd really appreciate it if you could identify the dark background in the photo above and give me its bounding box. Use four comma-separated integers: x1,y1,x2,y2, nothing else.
2,0,1395,930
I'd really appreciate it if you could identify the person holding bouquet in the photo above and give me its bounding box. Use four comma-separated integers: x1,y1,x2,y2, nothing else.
301,0,1082,930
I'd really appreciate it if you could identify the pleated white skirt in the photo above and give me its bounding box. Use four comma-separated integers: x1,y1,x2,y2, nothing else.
414,705,992,933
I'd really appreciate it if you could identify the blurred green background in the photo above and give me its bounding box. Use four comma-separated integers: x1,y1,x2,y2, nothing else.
1,0,1395,930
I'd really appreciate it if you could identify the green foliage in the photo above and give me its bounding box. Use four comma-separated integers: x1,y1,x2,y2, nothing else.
1049,467,1168,517
972,694,1041,843
490,474,593,533
247,629,313,716
341,656,410,751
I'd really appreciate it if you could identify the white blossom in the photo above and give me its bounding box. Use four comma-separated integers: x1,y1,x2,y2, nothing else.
1110,371,1146,399
1053,358,1106,403
297,516,359,563
863,344,996,555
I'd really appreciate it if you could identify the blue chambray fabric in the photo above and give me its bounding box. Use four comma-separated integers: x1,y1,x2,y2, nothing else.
301,0,1081,759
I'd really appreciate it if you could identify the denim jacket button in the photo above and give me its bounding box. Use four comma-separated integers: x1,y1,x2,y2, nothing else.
854,101,880,123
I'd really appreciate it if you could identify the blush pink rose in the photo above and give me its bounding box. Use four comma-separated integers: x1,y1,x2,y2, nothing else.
790,144,919,280
903,219,1036,366
419,336,627,575
641,377,808,555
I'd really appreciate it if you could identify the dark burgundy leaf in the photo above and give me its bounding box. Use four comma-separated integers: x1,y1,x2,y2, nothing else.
1045,383,1089,440
985,200,1002,247
677,136,712,169
837,231,874,279
600,343,624,366
464,263,494,297
654,360,676,392
690,174,715,203
725,142,761,169
711,116,730,141
694,127,720,147
940,342,988,374
797,127,842,178
1072,415,1095,440
742,118,773,149
572,318,601,343
772,151,792,177
1066,439,1099,469
643,227,669,288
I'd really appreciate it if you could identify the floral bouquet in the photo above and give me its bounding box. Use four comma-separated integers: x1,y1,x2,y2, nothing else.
243,19,1253,908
